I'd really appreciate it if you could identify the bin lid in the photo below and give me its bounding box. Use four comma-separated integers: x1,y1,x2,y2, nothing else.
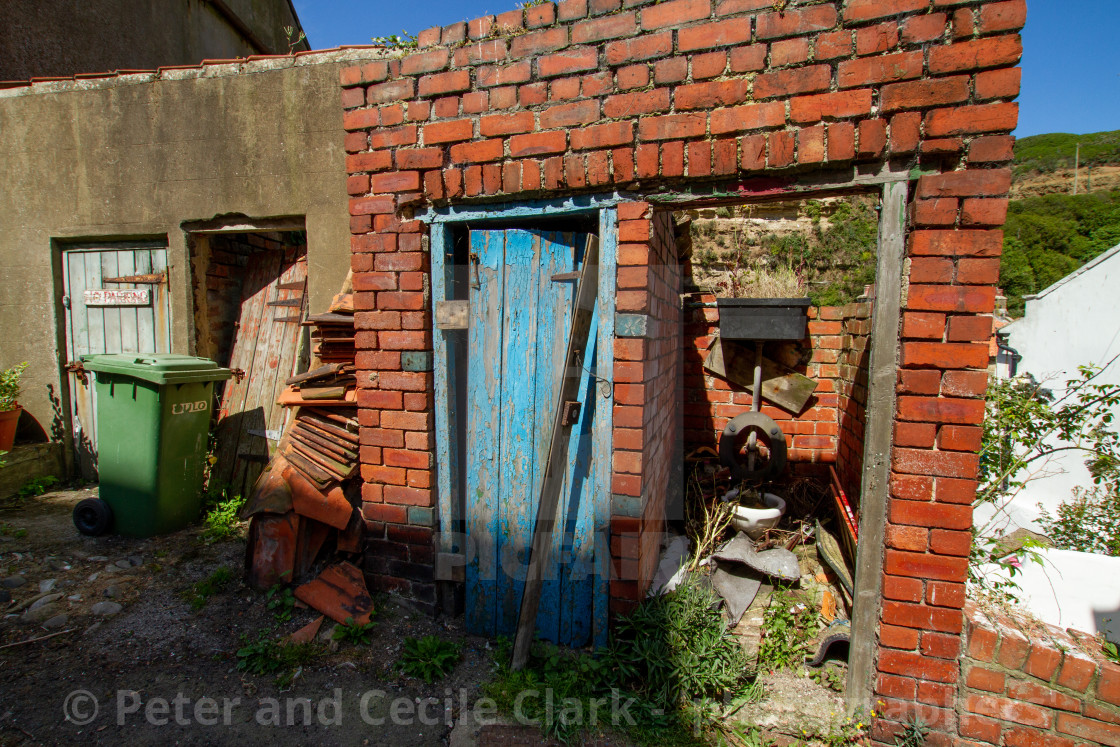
80,354,233,385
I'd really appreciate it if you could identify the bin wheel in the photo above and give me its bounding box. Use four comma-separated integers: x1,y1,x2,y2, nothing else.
73,498,113,536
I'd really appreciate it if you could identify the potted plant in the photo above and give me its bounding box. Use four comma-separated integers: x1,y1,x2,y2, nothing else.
0,362,27,452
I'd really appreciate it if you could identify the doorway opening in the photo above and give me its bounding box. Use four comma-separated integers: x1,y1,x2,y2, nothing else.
187,228,309,499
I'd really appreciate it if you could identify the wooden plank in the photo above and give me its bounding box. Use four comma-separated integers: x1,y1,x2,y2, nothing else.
213,250,273,489
115,250,139,354
559,237,599,648
494,229,542,637
430,222,458,558
703,334,818,414
465,229,504,637
591,209,617,649
100,251,123,354
148,249,172,354
527,231,578,646
511,235,600,670
83,252,105,354
135,251,157,354
64,251,98,471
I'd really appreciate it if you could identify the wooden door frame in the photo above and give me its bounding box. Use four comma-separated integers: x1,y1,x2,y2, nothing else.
424,194,620,645
56,238,172,477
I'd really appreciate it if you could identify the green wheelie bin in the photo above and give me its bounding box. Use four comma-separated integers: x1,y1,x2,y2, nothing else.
72,354,232,538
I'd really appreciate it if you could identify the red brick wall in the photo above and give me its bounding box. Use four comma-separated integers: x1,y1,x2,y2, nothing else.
834,301,871,496
928,603,1120,747
680,299,870,486
338,0,1024,730
610,205,682,616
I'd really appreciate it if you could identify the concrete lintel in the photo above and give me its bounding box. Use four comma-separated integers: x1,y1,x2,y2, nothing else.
181,215,306,234
846,178,907,712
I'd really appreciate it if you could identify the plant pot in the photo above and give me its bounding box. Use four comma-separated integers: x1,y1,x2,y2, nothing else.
0,406,21,452
716,297,811,341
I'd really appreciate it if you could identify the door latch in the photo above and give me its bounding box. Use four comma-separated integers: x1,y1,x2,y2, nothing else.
561,400,582,426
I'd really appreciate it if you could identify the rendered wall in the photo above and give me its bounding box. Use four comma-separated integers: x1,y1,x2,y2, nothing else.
0,0,307,82
0,49,385,448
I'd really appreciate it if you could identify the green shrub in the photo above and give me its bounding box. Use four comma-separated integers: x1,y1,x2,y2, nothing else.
1039,485,1120,556
399,635,460,683
757,587,820,673
185,566,234,611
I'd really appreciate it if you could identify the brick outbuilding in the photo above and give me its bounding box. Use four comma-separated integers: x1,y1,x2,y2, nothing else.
340,0,1024,739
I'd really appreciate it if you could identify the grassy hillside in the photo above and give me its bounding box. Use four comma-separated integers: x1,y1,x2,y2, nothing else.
1001,131,1120,315
1013,130,1120,178
1001,190,1120,314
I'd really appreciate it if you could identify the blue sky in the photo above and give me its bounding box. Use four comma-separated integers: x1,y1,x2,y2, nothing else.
292,0,1118,138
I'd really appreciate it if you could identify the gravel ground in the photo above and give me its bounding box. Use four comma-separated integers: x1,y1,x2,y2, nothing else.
0,488,494,746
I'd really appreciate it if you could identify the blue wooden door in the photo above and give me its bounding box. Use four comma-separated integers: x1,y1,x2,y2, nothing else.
465,228,603,647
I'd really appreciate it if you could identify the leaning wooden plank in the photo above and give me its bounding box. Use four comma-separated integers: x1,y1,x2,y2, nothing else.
511,235,600,671
703,334,818,414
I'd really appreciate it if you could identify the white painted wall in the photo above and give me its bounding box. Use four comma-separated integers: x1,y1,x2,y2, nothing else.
976,245,1120,639
983,244,1120,533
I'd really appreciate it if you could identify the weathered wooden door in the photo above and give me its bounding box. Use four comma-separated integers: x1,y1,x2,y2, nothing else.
465,228,604,647
62,243,172,477
212,246,307,498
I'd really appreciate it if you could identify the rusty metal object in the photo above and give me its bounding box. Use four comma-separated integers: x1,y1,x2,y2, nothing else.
239,457,293,519
102,272,167,284
285,467,352,530
64,360,87,384
245,512,299,590
294,562,373,625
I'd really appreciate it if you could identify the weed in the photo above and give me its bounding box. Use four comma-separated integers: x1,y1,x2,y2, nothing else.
371,31,418,49
0,523,27,539
236,632,318,688
283,24,305,54
894,715,929,747
185,566,234,611
266,584,296,623
483,577,755,744
757,587,820,673
18,476,58,499
332,615,378,646
200,484,246,543
810,662,847,693
1103,640,1120,664
399,635,461,683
